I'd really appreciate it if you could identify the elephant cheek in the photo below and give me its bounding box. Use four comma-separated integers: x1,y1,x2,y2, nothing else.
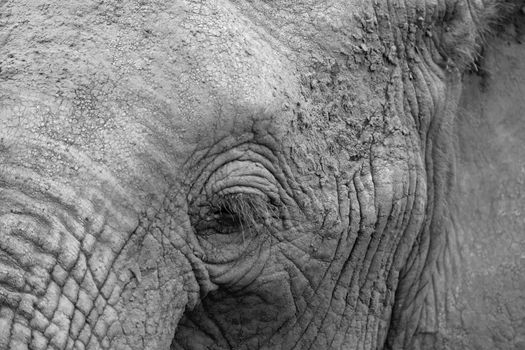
110,233,198,350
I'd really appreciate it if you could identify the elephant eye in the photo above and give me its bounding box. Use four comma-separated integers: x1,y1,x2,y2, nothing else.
211,206,241,227
204,203,244,234
192,193,279,237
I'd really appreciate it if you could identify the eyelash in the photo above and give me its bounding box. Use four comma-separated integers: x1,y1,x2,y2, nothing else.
192,193,279,236
205,205,244,232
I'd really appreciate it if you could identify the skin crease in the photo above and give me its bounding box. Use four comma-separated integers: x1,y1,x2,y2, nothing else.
0,0,522,350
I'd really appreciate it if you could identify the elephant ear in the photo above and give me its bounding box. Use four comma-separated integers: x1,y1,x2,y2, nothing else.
386,2,525,349
444,10,525,349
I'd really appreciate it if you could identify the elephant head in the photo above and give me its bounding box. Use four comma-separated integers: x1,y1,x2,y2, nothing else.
0,0,523,349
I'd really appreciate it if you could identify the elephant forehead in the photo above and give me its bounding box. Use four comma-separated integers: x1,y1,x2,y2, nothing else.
1,1,300,97
0,0,396,191
170,0,301,132
0,0,381,137
180,2,293,93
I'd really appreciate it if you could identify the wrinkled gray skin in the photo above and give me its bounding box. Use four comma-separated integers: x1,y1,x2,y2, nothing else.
0,1,523,349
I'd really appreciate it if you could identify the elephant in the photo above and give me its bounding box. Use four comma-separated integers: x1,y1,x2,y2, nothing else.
0,0,523,349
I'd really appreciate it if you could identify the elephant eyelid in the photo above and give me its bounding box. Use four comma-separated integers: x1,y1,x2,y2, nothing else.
208,193,280,228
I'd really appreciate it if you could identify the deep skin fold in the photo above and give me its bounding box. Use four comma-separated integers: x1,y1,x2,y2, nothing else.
0,0,521,349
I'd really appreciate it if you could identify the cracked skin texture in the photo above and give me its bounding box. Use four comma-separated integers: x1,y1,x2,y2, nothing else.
0,0,523,349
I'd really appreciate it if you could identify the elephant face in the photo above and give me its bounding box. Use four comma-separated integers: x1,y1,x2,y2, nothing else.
0,1,521,350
